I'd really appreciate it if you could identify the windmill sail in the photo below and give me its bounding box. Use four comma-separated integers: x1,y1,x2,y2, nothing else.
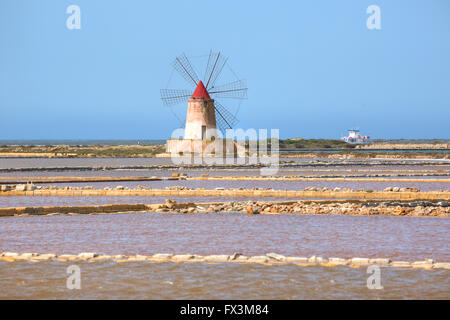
204,51,228,90
214,100,239,133
171,53,200,88
209,79,247,100
161,50,244,140
160,89,192,107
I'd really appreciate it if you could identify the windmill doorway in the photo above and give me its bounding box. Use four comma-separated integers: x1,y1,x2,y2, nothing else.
201,125,206,140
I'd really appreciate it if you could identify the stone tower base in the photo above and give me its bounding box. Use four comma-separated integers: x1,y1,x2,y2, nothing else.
166,139,239,156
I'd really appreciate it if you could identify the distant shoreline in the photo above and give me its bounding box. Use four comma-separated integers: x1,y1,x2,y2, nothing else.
0,139,448,159
1,151,449,159
0,138,449,146
0,139,166,146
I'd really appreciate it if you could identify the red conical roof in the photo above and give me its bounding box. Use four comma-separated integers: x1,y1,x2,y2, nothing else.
191,81,211,99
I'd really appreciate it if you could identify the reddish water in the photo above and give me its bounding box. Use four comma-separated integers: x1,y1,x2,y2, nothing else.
0,212,449,300
1,212,448,261
1,261,448,299
1,158,448,299
0,195,293,207
14,177,448,191
1,159,448,193
1,157,449,169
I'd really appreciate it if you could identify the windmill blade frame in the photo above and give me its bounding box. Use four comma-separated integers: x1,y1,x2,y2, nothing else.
160,89,192,107
214,100,239,134
161,50,244,138
171,53,200,88
204,51,228,90
209,79,248,100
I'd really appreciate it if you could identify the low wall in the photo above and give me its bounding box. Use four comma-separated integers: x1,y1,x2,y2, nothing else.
1,198,449,217
0,189,449,201
1,251,449,270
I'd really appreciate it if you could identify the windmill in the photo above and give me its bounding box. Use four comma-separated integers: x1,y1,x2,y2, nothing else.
160,51,247,154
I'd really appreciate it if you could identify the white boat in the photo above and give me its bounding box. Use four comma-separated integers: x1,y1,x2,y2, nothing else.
341,129,371,144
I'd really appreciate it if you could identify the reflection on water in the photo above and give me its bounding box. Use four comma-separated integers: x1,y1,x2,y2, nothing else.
0,261,448,299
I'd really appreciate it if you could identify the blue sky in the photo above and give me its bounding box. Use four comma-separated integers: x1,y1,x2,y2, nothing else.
1,0,449,139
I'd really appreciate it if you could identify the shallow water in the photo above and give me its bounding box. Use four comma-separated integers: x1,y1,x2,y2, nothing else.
13,178,449,192
0,196,293,208
1,158,448,193
1,212,448,261
0,157,174,168
0,261,448,299
3,168,449,178
1,157,449,300
1,157,449,169
1,212,449,300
